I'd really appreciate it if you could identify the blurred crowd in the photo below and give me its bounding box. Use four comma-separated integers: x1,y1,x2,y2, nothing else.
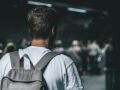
0,38,113,76
0,38,30,58
53,39,113,75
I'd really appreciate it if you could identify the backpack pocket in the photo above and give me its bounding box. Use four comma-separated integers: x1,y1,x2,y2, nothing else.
8,81,42,90
1,69,45,90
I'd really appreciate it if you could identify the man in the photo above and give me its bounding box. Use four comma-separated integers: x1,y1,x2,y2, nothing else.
0,6,83,90
53,40,65,53
67,40,82,74
87,40,101,74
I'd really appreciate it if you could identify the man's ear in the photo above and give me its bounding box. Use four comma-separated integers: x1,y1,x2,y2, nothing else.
48,27,56,49
51,26,55,37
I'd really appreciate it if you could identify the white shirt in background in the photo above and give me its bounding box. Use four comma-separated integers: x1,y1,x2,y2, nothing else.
87,42,101,56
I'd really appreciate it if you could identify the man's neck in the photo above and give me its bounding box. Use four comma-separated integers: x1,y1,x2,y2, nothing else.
31,39,49,48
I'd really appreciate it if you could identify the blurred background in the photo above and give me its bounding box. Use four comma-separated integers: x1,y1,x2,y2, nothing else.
0,0,119,90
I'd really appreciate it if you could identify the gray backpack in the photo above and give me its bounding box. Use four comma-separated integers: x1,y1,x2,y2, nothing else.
0,51,58,90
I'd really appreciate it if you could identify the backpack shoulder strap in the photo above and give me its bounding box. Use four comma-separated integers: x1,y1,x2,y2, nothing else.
35,52,59,71
10,51,20,68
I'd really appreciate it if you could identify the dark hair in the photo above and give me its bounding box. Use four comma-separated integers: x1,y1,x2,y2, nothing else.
27,6,58,39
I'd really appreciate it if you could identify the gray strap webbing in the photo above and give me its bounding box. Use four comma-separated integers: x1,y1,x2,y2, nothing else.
10,51,20,68
35,52,59,71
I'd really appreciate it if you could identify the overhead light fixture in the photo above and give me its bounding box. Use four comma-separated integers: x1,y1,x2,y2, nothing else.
67,7,87,13
28,1,52,7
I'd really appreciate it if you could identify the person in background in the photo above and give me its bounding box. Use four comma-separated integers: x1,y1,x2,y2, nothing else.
98,40,113,73
67,40,82,75
87,40,101,74
53,40,65,53
18,38,28,49
3,42,16,54
80,41,88,75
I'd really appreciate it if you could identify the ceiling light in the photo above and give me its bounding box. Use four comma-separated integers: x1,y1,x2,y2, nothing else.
68,7,87,13
28,1,52,7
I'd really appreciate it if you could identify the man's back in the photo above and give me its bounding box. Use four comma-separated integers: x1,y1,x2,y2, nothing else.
0,46,83,90
0,6,83,90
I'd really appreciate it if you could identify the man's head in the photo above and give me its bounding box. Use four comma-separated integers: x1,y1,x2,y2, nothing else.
27,6,58,44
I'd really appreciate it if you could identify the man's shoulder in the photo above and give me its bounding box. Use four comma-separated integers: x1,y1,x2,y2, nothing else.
52,54,74,68
54,53,72,60
1,53,10,60
0,53,11,66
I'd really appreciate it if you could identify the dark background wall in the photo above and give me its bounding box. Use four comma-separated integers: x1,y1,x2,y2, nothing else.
0,0,27,41
0,0,119,69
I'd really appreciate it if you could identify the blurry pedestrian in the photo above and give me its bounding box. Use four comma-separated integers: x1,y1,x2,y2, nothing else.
87,40,101,74
18,38,28,49
105,41,113,69
4,42,16,54
53,40,65,53
67,40,82,74
80,41,88,75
